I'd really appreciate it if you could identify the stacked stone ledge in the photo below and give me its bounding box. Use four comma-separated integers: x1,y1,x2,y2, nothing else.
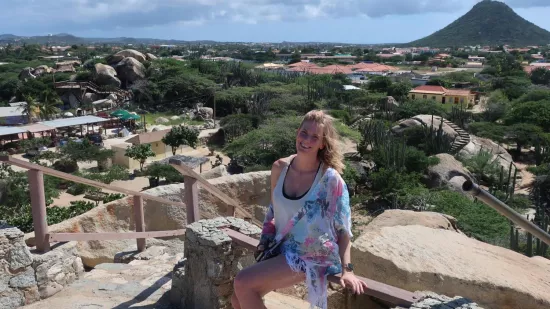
171,217,261,309
1,222,84,309
393,292,484,309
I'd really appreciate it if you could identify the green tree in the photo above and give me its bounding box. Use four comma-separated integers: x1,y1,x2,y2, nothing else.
506,123,544,154
19,95,38,123
125,144,155,171
162,125,200,156
530,67,550,85
367,76,392,93
38,90,61,120
387,81,412,101
505,100,550,131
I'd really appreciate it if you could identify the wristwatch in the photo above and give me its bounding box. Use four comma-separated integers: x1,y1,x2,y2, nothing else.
344,263,354,272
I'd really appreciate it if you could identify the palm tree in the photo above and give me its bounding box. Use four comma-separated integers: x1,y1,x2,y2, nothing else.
19,95,39,123
38,90,61,120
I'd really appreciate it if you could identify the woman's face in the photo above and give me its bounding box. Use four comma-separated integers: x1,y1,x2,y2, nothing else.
296,120,324,155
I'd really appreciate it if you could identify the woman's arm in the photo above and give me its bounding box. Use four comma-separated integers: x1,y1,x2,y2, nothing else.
338,231,352,274
258,158,289,249
334,175,368,294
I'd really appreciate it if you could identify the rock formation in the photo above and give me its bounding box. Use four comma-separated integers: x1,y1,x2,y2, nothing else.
352,210,550,309
93,63,121,88
146,53,158,60
115,57,145,84
18,67,36,80
110,49,147,64
426,153,473,193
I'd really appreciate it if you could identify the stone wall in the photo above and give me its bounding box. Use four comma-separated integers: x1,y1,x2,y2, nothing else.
1,223,84,309
170,217,261,309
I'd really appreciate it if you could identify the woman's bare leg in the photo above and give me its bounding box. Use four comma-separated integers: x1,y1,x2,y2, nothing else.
232,255,305,309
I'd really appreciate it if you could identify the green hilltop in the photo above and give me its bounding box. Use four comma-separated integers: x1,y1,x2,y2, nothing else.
409,0,550,47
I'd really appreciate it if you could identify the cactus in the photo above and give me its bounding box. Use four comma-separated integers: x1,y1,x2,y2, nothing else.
450,103,471,129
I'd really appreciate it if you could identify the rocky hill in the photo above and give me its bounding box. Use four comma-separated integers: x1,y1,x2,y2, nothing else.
409,0,550,47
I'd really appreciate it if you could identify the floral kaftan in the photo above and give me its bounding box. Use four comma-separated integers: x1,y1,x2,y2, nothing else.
260,167,353,309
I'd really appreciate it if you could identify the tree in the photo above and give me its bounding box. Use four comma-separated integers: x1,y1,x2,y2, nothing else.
530,68,550,85
505,100,550,131
388,81,412,101
426,78,451,88
38,90,61,120
506,123,544,154
19,95,38,123
367,76,392,93
60,139,99,163
125,144,155,171
162,125,200,156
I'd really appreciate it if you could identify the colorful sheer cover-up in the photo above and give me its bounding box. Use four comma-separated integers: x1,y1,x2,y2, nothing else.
260,167,353,309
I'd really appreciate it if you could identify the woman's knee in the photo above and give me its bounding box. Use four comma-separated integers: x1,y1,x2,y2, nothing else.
233,269,251,291
231,292,241,309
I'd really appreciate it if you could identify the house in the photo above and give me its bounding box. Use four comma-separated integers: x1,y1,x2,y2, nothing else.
408,85,475,105
125,129,171,159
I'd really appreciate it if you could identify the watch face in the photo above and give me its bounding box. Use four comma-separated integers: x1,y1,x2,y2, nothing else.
346,263,353,271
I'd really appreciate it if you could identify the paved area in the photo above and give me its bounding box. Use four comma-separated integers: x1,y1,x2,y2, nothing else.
21,246,309,309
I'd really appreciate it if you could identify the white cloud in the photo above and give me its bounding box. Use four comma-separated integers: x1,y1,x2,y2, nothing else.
2,0,549,34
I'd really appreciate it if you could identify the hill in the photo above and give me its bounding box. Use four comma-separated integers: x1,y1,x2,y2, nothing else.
0,33,217,45
409,0,550,47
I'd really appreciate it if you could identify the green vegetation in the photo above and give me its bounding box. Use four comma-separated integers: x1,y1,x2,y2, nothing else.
409,1,550,47
162,125,200,155
125,144,155,171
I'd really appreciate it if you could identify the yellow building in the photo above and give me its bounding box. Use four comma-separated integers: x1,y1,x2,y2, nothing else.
408,85,475,105
125,129,171,160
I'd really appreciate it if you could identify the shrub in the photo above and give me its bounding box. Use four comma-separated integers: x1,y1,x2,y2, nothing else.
52,159,79,173
103,193,126,204
220,114,260,143
328,110,351,124
224,116,300,168
430,190,510,244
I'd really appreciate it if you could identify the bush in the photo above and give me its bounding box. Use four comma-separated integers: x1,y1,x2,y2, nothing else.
52,159,79,173
430,190,510,244
103,193,126,204
145,163,185,184
220,114,260,143
224,116,300,168
328,110,351,124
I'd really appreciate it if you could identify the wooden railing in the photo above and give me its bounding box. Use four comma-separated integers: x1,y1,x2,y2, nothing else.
0,156,253,253
221,228,418,307
1,155,417,307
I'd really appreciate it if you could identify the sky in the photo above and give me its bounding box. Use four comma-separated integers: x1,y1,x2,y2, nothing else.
2,0,550,44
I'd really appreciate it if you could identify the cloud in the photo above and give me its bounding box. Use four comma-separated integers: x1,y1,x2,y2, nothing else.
1,0,550,34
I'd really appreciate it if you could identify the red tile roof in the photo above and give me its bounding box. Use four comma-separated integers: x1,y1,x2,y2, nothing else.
411,85,447,93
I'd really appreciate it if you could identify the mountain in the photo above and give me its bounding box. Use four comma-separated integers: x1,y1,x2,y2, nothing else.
0,33,218,45
409,0,550,47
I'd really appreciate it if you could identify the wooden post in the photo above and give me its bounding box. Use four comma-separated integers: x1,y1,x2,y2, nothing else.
184,176,200,224
28,169,50,252
133,195,146,252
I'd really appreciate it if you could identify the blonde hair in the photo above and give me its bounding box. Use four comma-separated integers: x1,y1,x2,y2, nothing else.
300,110,344,174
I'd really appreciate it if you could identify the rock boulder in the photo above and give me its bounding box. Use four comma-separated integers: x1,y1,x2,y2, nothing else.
110,49,147,63
115,57,145,84
19,67,36,80
81,93,100,105
352,211,550,309
146,53,158,60
94,63,121,88
392,115,458,138
459,135,513,168
426,154,473,193
200,165,229,180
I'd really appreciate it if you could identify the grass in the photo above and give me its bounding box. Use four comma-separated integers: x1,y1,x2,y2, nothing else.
144,112,204,126
335,121,361,143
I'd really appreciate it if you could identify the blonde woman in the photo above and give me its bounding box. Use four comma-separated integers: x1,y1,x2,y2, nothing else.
232,110,368,309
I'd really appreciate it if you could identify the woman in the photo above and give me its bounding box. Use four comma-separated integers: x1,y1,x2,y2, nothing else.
232,110,368,309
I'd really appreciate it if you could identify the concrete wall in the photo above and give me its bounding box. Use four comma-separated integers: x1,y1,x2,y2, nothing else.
111,142,139,170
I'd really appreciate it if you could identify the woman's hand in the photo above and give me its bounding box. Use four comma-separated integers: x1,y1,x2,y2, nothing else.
340,272,368,295
254,243,266,260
